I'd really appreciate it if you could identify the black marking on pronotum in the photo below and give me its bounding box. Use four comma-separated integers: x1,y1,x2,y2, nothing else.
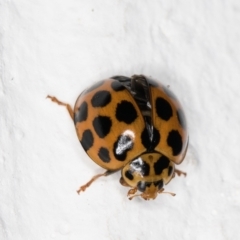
130,158,150,176
137,181,151,192
154,156,170,175
154,179,164,190
125,170,134,180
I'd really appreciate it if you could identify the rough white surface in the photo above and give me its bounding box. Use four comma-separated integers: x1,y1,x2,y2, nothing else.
1,0,240,239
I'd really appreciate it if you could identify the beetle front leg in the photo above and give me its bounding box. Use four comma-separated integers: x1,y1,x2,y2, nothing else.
119,178,139,200
127,187,138,198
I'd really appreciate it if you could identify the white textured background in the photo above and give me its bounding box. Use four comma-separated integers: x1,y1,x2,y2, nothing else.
1,0,240,239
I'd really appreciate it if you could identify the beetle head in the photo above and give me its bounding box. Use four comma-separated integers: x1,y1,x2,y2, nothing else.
121,153,175,200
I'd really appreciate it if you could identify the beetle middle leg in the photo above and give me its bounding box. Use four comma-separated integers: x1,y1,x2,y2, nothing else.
77,170,118,194
174,168,187,177
47,95,74,120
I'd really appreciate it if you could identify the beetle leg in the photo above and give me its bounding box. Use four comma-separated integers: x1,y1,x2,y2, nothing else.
120,178,139,200
119,177,131,187
174,168,187,177
77,170,117,194
47,95,74,120
127,187,138,199
120,178,139,199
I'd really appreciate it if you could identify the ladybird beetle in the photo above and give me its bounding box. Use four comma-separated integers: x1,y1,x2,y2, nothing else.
47,75,188,200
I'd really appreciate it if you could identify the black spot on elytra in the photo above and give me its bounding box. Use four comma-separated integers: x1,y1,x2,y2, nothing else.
125,170,134,180
155,97,173,121
167,130,183,156
93,116,112,138
80,129,94,151
98,147,110,163
74,101,88,124
154,180,164,190
168,166,173,176
154,156,170,175
137,181,151,192
111,81,125,91
111,76,131,82
177,109,187,129
91,90,111,107
84,81,104,94
115,100,137,124
113,135,133,161
141,128,150,149
130,159,150,176
141,127,160,151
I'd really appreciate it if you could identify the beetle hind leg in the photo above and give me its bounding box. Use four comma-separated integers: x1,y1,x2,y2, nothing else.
47,95,74,120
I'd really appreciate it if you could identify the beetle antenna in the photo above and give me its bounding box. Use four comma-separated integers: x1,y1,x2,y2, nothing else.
160,191,176,196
